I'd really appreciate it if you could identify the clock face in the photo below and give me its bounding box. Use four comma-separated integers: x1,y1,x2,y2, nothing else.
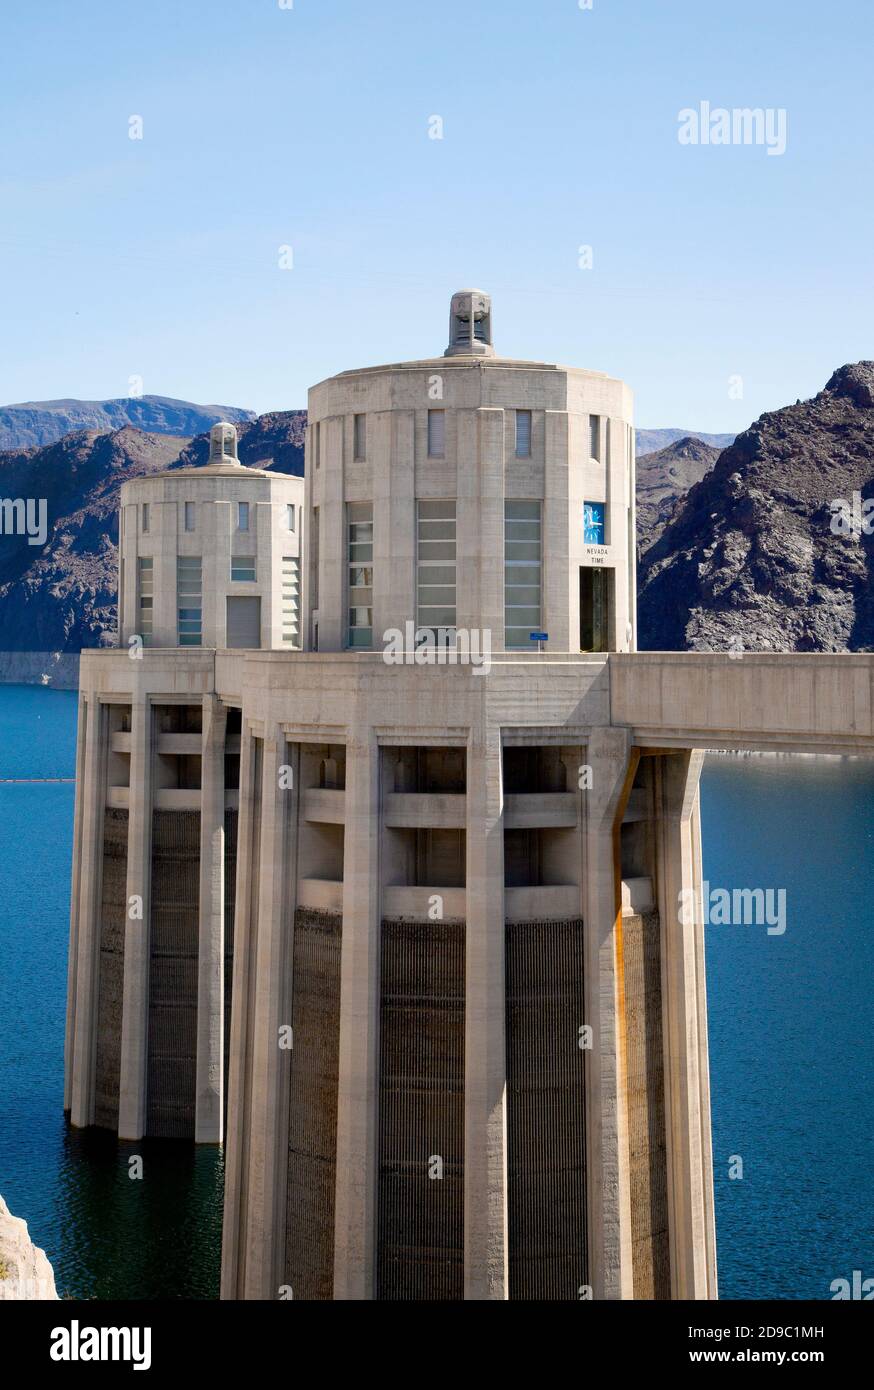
583,502,605,544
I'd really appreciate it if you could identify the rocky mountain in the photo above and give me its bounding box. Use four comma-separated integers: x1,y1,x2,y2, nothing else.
0,411,305,676
635,427,734,456
638,363,874,653
171,410,306,475
636,435,723,555
0,395,254,452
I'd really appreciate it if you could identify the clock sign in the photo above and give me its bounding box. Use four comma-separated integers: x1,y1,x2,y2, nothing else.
583,501,605,545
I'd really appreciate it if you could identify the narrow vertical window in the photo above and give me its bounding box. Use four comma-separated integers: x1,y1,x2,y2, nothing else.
141,502,150,534
177,556,202,646
184,500,195,532
427,409,445,459
353,413,366,461
504,500,542,648
137,556,153,644
238,501,249,532
589,414,600,462
515,409,532,458
313,421,320,469
417,499,456,634
347,502,373,648
286,503,295,531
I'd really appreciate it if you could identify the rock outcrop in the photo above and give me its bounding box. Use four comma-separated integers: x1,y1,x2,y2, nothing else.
636,435,722,556
0,1194,58,1299
638,363,874,653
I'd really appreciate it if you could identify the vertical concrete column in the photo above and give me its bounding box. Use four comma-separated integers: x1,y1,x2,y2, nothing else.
200,497,219,648
691,792,718,1296
317,417,346,651
255,501,274,648
118,696,154,1141
584,725,637,1299
243,730,296,1298
656,751,715,1299
457,409,504,647
333,733,380,1299
120,506,138,647
544,410,572,652
64,693,88,1112
195,694,227,1143
607,417,631,651
373,409,415,643
214,501,232,649
155,500,177,647
221,721,257,1299
626,424,638,651
70,695,108,1128
464,728,508,1299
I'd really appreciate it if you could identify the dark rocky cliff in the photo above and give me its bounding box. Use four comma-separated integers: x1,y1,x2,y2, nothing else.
636,436,722,556
638,363,874,652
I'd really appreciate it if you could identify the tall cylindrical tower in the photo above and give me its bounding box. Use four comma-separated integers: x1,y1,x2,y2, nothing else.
303,290,636,657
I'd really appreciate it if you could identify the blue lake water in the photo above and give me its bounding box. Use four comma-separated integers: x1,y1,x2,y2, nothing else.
0,685,870,1299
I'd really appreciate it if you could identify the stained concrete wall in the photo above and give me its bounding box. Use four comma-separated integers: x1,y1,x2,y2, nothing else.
377,919,465,1301
284,908,343,1301
506,917,587,1300
623,909,670,1299
146,809,200,1138
93,809,128,1131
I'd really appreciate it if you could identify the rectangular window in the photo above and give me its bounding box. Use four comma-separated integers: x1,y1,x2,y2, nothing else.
231,556,256,582
237,501,249,532
583,501,606,545
504,499,542,648
177,555,202,647
515,409,532,458
589,414,600,462
138,556,153,644
427,409,445,459
141,502,150,534
281,555,300,646
313,421,320,469
286,503,295,531
184,501,195,532
417,499,456,634
353,413,366,461
347,502,373,648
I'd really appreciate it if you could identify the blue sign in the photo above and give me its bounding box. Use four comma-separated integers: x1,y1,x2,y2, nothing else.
530,631,549,642
583,501,605,545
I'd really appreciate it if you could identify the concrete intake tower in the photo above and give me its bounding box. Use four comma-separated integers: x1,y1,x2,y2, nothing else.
65,290,719,1300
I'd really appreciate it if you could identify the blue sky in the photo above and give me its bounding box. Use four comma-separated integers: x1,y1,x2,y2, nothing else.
1,0,871,430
